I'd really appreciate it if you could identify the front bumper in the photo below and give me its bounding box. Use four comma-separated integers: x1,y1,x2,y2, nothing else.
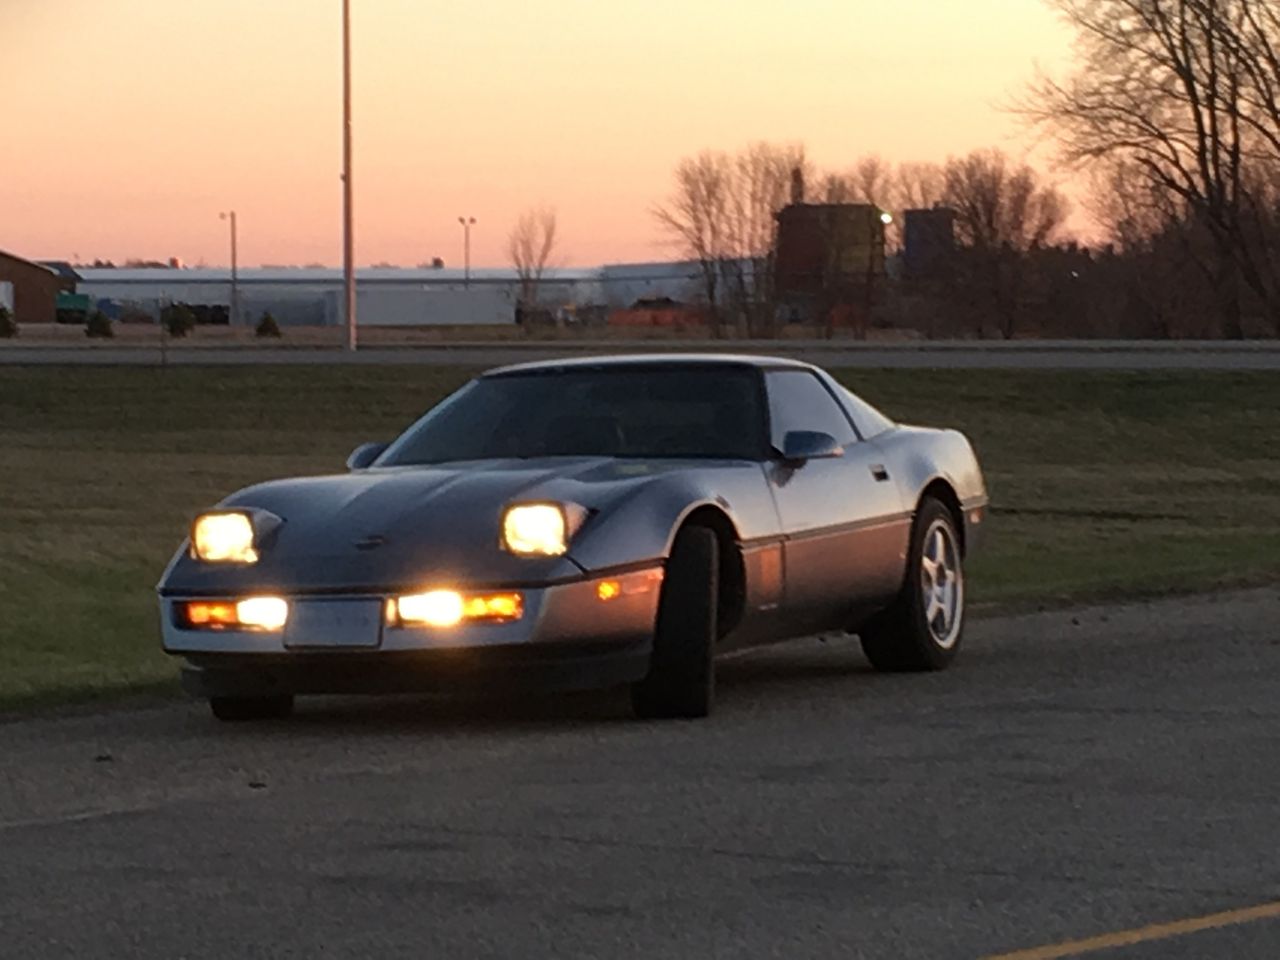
181,642,652,698
161,567,662,696
961,498,988,555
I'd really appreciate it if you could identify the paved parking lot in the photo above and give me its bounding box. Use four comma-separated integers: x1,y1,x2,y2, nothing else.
2,588,1278,958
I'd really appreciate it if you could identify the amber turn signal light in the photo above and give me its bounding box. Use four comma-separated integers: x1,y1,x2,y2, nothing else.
178,597,288,631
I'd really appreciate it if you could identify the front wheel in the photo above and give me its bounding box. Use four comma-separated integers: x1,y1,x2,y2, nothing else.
631,526,718,719
209,695,294,722
860,498,965,672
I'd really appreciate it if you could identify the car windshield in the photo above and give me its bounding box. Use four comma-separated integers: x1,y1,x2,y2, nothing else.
379,366,766,464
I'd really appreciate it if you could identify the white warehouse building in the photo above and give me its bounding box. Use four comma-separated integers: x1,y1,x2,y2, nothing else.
75,261,707,327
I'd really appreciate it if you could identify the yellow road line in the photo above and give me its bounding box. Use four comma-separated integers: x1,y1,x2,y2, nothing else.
983,900,1280,960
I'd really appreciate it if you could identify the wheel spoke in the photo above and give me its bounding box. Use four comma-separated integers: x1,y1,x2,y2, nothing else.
925,594,942,626
937,584,953,630
921,555,939,584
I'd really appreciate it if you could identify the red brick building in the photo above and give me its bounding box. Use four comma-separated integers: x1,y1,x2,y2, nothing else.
0,250,77,324
774,203,887,298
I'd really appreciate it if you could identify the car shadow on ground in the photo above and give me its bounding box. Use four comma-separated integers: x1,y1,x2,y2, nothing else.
202,636,890,735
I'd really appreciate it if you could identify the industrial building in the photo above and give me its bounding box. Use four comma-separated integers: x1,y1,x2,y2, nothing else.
73,261,708,328
902,207,958,278
0,250,78,324
774,202,889,299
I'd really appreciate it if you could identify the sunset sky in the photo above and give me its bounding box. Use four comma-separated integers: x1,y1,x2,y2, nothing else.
4,0,1076,268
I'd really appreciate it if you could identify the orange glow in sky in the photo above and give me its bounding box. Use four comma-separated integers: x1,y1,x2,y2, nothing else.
4,0,1074,267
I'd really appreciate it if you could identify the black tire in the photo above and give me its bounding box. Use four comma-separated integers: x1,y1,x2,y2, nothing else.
860,498,965,672
631,526,718,719
209,695,294,722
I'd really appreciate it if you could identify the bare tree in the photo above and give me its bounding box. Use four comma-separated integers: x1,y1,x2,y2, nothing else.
653,151,731,332
1087,163,1208,336
939,149,1069,338
1024,0,1280,335
818,155,893,205
1087,160,1176,251
942,149,1069,251
722,142,808,336
851,155,893,208
508,207,558,307
655,141,806,337
895,162,947,211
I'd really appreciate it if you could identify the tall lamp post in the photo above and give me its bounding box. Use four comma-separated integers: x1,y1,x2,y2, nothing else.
457,216,476,288
342,0,356,350
861,209,893,341
219,211,238,326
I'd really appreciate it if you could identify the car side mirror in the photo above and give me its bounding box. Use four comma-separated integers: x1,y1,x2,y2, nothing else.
781,430,843,463
346,441,388,471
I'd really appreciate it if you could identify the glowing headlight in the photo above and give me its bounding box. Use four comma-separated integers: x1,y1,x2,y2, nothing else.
191,512,258,563
502,503,569,556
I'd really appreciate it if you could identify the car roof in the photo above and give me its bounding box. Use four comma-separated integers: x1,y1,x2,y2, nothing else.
483,353,818,377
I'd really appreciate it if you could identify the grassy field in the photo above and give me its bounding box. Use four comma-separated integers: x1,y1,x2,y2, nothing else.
1,365,1277,709
7,321,909,346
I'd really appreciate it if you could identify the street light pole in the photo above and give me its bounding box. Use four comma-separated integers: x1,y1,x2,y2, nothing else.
220,211,238,326
458,216,475,288
342,0,357,351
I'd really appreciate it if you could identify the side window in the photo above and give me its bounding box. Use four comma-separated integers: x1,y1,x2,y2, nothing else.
839,386,896,439
765,371,859,450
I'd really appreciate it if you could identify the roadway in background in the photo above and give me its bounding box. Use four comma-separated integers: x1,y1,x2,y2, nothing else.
4,339,1280,369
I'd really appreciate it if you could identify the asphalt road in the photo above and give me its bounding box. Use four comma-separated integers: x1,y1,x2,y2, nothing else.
2,588,1279,959
3,341,1280,369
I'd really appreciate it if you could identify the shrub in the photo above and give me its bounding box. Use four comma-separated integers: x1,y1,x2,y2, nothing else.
85,310,114,339
161,303,196,338
255,311,282,338
0,306,15,338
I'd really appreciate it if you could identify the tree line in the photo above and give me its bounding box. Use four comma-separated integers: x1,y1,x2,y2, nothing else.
641,0,1280,339
1027,0,1280,338
652,145,1071,337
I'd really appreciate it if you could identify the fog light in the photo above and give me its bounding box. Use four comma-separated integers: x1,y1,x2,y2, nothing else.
391,590,523,626
235,596,289,630
395,590,465,627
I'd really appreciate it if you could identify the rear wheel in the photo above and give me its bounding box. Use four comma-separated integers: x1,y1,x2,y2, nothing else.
209,695,294,723
860,498,964,672
631,526,718,719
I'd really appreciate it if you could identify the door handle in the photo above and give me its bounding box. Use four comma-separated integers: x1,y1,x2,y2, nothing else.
870,464,890,482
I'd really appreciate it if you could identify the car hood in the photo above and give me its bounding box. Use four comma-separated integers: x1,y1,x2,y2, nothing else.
159,457,702,594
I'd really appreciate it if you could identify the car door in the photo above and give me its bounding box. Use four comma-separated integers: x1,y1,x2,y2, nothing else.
763,369,910,633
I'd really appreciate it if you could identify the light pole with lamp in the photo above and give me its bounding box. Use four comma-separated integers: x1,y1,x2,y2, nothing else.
342,0,357,350
219,211,238,327
860,209,893,340
457,216,476,288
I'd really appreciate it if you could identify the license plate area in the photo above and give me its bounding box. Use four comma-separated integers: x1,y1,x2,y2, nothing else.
284,598,384,649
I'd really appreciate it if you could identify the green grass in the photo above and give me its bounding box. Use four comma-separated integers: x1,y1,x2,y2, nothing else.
840,370,1280,608
1,365,1277,708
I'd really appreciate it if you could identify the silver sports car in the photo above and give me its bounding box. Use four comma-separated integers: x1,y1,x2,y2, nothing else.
158,355,987,721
